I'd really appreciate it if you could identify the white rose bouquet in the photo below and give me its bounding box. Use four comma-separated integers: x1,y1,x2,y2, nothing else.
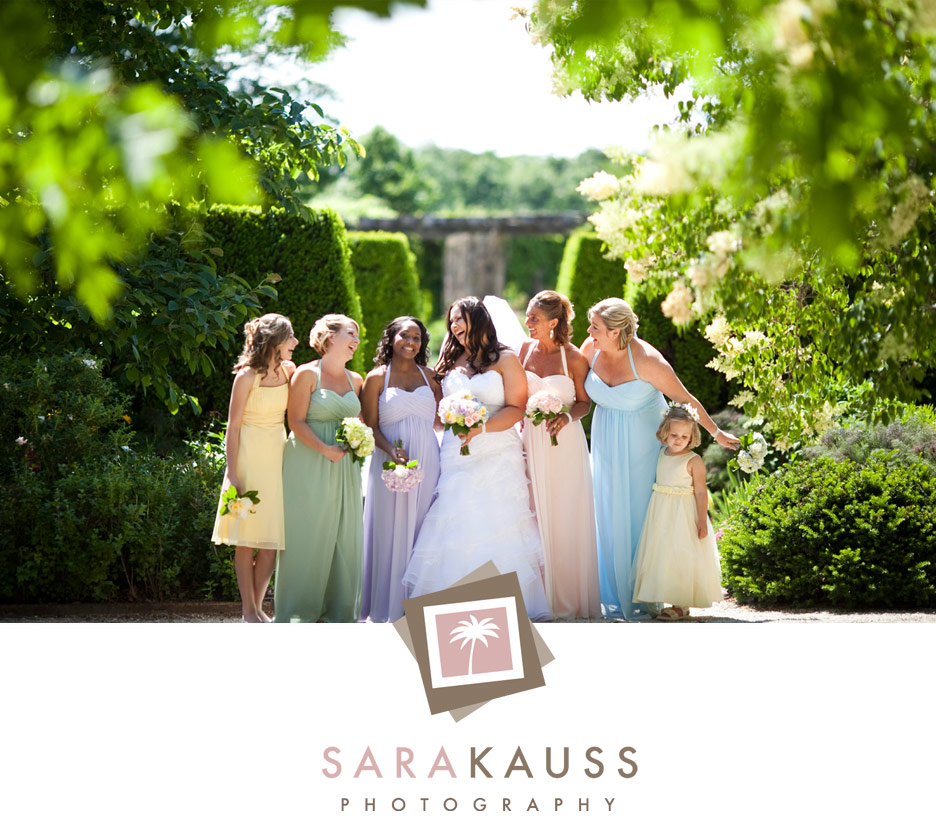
335,416,376,466
381,441,425,493
525,390,569,447
219,484,260,518
438,391,488,456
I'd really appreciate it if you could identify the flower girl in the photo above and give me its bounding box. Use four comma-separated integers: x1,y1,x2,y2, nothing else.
632,403,722,620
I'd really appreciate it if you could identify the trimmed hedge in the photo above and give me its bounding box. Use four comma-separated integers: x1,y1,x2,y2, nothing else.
348,231,427,363
555,228,625,321
721,456,936,608
624,280,729,415
408,235,444,318
175,205,364,415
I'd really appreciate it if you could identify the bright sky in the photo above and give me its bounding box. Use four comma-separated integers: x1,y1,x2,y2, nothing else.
297,0,681,158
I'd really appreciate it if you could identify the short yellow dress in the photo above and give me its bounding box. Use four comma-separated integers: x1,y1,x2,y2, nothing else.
632,449,723,608
211,372,288,550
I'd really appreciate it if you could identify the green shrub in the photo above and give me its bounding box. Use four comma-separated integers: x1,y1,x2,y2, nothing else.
408,235,444,318
625,280,729,416
504,234,566,307
555,228,624,321
801,409,936,473
0,353,237,603
720,456,936,608
176,204,365,415
348,231,427,363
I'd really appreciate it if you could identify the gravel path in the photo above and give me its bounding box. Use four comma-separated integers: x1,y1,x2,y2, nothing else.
1,596,934,623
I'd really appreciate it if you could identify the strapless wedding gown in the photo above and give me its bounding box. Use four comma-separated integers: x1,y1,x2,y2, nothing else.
402,370,552,621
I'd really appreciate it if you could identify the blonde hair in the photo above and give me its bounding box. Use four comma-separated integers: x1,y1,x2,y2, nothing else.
233,313,294,377
529,290,574,346
309,314,358,355
656,407,702,449
588,297,639,350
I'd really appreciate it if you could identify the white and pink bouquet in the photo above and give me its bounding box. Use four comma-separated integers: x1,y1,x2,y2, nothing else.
381,440,425,493
525,390,569,447
335,417,376,466
438,391,489,456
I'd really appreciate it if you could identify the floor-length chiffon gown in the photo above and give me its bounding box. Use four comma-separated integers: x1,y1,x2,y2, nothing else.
521,346,601,619
584,345,665,619
402,369,552,621
211,372,288,550
274,364,362,622
361,363,441,622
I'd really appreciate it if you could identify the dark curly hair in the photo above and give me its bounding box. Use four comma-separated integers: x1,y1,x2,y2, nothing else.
435,296,505,375
373,316,430,367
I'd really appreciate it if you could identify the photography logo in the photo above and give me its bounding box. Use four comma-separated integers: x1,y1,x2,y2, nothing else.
394,564,552,720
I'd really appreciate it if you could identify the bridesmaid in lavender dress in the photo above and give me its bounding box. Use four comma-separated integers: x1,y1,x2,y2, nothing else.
518,291,601,619
360,317,442,622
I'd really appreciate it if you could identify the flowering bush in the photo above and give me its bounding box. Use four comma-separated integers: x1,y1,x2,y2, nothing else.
335,417,375,466
438,391,488,456
525,390,569,446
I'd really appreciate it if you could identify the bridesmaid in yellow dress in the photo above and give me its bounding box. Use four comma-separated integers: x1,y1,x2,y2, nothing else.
212,313,298,623
518,290,601,619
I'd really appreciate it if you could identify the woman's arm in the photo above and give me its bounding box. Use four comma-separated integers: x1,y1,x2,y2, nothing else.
361,367,402,461
428,375,444,433
287,364,347,463
635,341,740,450
223,369,254,492
688,454,709,540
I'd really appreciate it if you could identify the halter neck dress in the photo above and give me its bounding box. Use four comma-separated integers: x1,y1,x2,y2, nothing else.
584,343,665,619
274,362,363,623
361,362,441,622
521,344,601,619
211,370,288,550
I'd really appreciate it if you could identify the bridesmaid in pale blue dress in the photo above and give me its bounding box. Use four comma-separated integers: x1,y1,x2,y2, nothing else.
360,317,442,622
582,298,739,619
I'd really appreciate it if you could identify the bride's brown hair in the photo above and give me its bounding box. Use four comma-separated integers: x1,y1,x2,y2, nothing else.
233,313,294,377
435,297,505,375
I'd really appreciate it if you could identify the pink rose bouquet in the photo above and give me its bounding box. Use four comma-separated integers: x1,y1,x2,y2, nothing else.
525,390,569,446
438,391,489,456
381,440,425,493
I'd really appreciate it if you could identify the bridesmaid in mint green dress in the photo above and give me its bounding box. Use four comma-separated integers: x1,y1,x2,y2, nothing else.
274,314,365,623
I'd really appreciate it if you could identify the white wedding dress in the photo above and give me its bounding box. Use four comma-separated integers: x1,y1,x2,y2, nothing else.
402,369,552,621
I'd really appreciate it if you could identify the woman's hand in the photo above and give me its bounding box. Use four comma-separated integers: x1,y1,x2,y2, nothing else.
322,443,349,463
392,445,408,463
226,472,242,494
546,413,572,438
458,425,482,448
697,518,709,540
714,428,740,450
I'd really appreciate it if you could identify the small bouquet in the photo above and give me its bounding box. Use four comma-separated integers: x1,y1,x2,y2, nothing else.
525,390,569,447
381,440,425,493
219,485,260,518
335,416,376,466
438,391,488,456
730,431,769,474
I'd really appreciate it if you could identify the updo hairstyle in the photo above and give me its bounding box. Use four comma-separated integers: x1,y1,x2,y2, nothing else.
587,297,639,350
309,314,359,356
529,290,574,346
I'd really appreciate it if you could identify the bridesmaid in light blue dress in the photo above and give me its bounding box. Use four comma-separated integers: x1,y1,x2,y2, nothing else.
582,298,739,619
360,317,441,622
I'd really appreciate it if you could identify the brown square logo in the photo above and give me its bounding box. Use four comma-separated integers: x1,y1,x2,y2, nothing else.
397,565,551,718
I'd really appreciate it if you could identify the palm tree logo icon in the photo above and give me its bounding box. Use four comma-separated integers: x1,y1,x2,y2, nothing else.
449,615,501,676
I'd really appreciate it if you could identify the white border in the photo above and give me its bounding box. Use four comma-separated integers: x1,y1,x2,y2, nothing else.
423,596,525,689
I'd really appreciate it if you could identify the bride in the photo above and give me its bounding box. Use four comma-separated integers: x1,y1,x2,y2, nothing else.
402,297,552,621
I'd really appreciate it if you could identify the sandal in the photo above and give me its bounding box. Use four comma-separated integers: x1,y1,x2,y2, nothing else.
657,606,690,621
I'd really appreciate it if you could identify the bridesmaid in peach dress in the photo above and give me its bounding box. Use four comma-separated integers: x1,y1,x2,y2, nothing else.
518,290,601,619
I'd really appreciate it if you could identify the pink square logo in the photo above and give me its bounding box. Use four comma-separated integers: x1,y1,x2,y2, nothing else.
435,606,513,678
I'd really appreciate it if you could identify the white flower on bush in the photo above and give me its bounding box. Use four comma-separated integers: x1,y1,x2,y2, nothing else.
661,283,694,325
704,315,732,348
15,436,27,446
577,170,621,201
81,358,98,370
625,258,649,283
706,229,741,259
